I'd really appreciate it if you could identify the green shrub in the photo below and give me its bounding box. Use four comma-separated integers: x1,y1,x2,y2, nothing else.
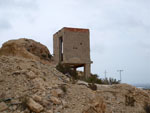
102,77,120,85
41,54,47,58
18,95,29,110
48,54,52,59
85,74,102,84
60,85,67,93
144,103,150,113
82,74,120,85
56,64,120,85
125,95,135,107
88,83,97,91
56,63,78,79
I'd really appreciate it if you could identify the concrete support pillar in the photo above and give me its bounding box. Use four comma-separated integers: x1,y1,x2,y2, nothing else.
73,67,76,72
84,63,91,79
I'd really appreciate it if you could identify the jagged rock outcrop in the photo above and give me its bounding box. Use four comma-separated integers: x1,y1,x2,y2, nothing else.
0,38,52,64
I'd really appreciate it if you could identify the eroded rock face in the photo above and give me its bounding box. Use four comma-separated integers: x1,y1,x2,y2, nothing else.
0,38,52,63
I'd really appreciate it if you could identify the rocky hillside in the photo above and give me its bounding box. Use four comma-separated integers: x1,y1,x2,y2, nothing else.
0,38,52,64
0,39,150,113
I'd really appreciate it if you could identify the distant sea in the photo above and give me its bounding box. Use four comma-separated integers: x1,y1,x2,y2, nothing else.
133,84,150,90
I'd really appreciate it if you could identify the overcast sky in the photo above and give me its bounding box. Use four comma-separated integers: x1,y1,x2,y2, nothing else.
0,0,150,84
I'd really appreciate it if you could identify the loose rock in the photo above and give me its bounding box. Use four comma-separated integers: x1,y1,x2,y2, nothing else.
50,97,61,105
0,102,8,112
26,98,44,113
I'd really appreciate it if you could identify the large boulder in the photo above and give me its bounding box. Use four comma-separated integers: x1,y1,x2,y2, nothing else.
0,38,52,63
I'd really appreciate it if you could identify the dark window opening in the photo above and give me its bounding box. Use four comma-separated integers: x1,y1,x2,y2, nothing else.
59,36,63,61
80,42,82,45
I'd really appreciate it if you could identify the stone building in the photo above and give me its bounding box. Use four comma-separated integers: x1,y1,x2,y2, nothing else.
53,27,92,78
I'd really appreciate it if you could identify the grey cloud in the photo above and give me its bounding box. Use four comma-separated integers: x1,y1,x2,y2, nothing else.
0,0,38,31
139,41,150,55
0,19,12,30
0,0,38,10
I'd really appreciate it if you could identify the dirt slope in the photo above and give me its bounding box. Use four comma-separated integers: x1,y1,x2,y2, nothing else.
0,56,105,113
0,39,150,113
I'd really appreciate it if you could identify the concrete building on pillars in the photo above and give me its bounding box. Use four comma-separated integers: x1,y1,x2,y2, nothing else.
53,27,92,78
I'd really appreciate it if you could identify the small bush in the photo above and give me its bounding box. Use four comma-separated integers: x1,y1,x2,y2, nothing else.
144,103,150,113
48,54,52,59
102,77,120,85
60,85,67,93
85,74,102,84
81,74,120,85
19,95,29,110
41,54,47,58
56,63,78,79
88,83,97,91
125,95,135,107
56,64,120,85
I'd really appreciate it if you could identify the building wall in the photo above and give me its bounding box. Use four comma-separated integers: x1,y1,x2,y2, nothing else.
53,29,64,63
63,29,91,64
53,27,91,64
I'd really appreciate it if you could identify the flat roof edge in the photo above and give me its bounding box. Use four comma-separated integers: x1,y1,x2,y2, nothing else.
63,27,89,32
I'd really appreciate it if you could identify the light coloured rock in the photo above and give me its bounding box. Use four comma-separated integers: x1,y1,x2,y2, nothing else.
0,102,8,112
13,110,21,113
26,71,37,79
83,96,106,113
32,94,42,102
23,108,30,113
77,80,88,87
51,88,64,97
12,105,17,110
26,98,44,113
41,99,50,107
62,100,68,108
50,97,61,105
96,84,111,90
32,78,46,90
11,99,21,105
46,110,53,113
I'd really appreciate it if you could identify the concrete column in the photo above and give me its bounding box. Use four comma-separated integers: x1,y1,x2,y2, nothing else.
84,63,91,79
73,67,76,72
53,37,60,63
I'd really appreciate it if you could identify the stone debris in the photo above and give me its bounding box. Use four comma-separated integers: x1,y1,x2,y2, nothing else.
26,71,37,79
51,88,64,97
32,94,42,103
26,98,44,113
50,97,61,105
77,80,89,87
0,102,8,112
46,110,53,113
